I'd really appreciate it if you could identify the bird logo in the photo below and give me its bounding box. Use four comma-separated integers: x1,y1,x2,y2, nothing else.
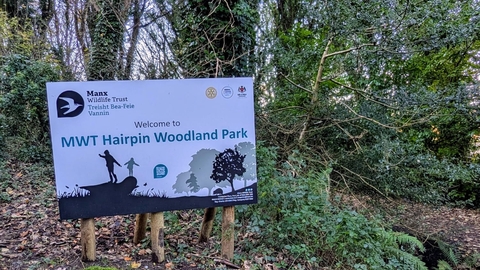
56,91,85,118
59,97,83,115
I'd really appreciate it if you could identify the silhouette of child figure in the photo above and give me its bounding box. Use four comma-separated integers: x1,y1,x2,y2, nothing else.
124,158,139,176
99,150,122,183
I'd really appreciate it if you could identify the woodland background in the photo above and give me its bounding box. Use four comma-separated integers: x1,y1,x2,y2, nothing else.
0,0,480,269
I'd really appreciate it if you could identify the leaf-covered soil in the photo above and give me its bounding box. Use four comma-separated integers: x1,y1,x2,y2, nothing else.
337,193,480,266
1,166,480,269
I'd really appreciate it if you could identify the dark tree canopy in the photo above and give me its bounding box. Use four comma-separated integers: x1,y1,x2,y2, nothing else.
211,148,246,192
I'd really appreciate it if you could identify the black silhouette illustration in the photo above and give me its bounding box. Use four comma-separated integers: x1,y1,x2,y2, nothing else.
173,149,229,195
188,148,221,195
81,176,138,196
99,150,122,183
213,188,223,195
124,157,139,176
211,148,246,192
57,144,257,220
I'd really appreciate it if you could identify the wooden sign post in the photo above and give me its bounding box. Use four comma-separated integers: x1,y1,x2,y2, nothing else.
198,206,235,261
133,213,149,244
150,212,165,263
80,218,96,262
133,213,165,262
199,207,216,242
221,206,235,260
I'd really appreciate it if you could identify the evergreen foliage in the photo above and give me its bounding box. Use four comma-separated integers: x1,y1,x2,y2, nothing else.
168,0,258,77
0,0,479,267
236,145,429,269
0,54,59,162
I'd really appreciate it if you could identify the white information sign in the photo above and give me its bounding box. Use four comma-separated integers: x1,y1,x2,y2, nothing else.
46,78,257,219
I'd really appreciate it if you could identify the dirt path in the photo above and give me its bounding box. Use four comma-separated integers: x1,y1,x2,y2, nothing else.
394,202,480,257
339,193,480,262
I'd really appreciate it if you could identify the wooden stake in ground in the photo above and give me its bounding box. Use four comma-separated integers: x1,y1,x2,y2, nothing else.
80,218,96,262
221,206,235,260
133,213,148,244
150,212,165,263
199,207,216,242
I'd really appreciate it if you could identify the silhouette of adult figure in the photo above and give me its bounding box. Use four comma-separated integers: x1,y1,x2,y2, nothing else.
99,150,122,183
124,157,139,176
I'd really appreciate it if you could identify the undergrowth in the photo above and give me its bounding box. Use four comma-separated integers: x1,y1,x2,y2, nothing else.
235,144,429,269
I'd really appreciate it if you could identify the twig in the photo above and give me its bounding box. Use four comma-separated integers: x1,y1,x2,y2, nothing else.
339,101,399,130
280,73,313,94
339,165,392,201
188,253,241,269
325,43,375,58
0,253,21,258
214,258,241,269
330,79,398,110
333,169,368,211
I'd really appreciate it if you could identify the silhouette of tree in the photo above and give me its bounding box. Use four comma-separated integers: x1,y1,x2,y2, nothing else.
234,142,257,187
188,148,228,195
172,171,191,195
186,173,200,193
211,148,246,192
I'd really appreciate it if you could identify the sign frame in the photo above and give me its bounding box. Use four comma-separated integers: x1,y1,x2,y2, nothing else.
46,78,257,220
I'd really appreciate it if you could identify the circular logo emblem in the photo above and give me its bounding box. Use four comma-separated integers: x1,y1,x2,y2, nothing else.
56,90,84,118
221,86,233,98
205,87,217,99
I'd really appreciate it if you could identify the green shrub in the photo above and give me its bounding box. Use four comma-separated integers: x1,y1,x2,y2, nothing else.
237,147,427,269
321,209,426,269
0,160,12,202
362,135,480,206
0,54,59,163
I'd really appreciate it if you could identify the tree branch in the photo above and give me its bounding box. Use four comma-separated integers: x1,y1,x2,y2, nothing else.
339,101,399,130
330,79,398,109
281,73,313,94
325,43,375,58
339,165,392,200
313,38,332,102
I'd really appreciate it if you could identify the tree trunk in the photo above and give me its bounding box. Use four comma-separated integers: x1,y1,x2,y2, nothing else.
122,0,143,79
86,0,130,80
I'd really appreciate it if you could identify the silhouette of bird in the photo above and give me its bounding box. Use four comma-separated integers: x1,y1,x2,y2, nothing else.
143,183,147,186
59,97,83,115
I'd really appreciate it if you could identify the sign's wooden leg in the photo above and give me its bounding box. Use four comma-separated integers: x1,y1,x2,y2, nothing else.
133,213,149,244
81,218,96,262
150,212,165,263
221,206,235,260
199,207,216,242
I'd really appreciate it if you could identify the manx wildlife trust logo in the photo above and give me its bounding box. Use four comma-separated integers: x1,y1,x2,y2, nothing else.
56,90,84,117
